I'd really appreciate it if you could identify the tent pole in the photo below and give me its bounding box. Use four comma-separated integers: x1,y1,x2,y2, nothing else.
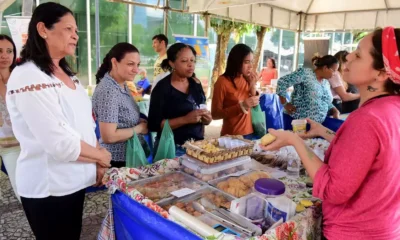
294,13,303,70
95,0,101,69
277,29,283,77
128,4,133,44
163,0,169,35
194,14,198,36
86,0,92,86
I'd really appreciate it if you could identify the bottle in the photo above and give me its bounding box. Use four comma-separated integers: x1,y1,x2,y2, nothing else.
287,158,300,179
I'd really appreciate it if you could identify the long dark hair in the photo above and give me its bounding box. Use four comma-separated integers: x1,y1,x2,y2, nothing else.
334,50,349,74
312,55,338,69
18,2,75,76
371,28,400,95
160,43,196,72
223,43,253,89
268,58,276,69
96,42,139,84
0,35,16,70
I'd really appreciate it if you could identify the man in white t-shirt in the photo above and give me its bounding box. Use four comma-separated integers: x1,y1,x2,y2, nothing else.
152,34,169,87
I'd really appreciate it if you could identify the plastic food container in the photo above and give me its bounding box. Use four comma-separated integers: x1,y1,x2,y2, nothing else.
291,119,307,134
209,170,272,198
254,178,285,198
231,179,295,232
159,186,237,216
127,171,208,204
180,155,251,182
183,137,254,164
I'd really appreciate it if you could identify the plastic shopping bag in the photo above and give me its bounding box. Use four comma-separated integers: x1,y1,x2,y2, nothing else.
251,104,267,139
153,120,176,162
126,132,148,168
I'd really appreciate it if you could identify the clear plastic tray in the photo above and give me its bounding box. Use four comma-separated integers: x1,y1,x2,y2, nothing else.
180,155,251,182
127,171,208,203
159,186,237,216
208,170,272,198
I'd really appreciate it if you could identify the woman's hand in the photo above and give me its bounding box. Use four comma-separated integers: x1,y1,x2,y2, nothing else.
297,118,323,139
259,129,298,151
244,71,258,87
201,111,212,125
134,121,148,135
331,107,340,119
184,109,206,124
98,148,112,168
243,96,260,110
284,102,296,114
93,164,107,187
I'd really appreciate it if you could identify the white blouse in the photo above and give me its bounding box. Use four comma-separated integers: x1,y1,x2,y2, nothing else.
6,62,97,198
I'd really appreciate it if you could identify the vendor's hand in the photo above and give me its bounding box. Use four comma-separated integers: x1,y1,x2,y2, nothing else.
259,129,298,151
243,96,259,109
332,108,340,119
98,148,112,168
185,109,207,124
201,111,212,125
93,164,107,187
297,118,322,139
134,122,148,135
284,103,296,114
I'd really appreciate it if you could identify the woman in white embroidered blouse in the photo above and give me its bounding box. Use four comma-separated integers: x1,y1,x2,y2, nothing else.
0,35,21,202
6,3,111,240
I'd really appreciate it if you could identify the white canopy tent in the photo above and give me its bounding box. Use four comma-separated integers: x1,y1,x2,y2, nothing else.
110,0,400,70
186,0,400,32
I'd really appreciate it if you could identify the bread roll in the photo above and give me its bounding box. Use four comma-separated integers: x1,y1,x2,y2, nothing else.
261,133,277,146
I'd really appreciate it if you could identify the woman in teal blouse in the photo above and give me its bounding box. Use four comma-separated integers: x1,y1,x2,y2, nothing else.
277,55,340,130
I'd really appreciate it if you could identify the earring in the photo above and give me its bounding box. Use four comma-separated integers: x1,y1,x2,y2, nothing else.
43,35,47,39
367,86,378,92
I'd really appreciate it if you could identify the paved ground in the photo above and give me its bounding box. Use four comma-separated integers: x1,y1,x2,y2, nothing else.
0,171,109,240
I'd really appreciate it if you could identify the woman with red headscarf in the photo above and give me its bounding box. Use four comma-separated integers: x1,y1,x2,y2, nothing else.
261,27,400,239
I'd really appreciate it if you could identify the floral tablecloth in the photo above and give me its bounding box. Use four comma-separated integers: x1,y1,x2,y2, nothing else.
258,176,322,240
98,160,322,240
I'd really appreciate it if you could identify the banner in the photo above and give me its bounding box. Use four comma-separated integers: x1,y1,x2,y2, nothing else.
173,35,210,95
173,35,209,59
6,16,31,57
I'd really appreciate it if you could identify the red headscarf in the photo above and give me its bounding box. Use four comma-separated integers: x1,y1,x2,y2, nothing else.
382,27,400,85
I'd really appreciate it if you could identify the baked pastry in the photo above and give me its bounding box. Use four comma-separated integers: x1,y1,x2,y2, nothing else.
261,133,277,146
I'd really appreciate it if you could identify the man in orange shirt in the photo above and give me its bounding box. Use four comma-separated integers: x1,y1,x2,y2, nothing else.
212,44,259,139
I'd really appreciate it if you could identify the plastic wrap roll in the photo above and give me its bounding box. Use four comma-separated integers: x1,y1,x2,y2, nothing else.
169,206,219,237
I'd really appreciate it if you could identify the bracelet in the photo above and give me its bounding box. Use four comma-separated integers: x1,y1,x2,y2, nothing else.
239,101,249,114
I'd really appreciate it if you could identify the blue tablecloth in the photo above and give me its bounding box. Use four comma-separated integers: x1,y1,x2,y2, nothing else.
260,93,344,132
112,191,201,240
283,113,344,132
259,93,289,130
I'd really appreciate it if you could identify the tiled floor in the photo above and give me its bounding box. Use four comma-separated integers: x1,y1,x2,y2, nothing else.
0,172,109,240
